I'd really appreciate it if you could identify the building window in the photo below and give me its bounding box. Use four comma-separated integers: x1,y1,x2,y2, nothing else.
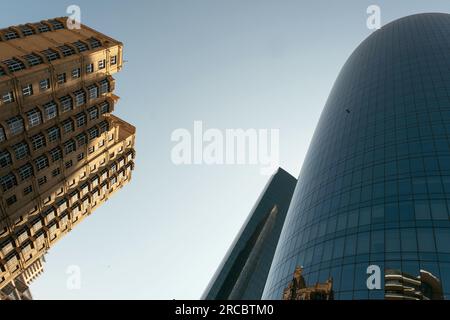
80,182,90,195
23,185,33,195
99,102,109,115
43,207,55,221
99,78,110,94
62,119,74,134
0,150,12,168
20,26,35,36
4,30,19,40
49,19,64,30
37,176,47,186
6,116,24,135
72,68,81,79
43,101,57,120
0,173,17,192
88,146,95,154
73,40,88,52
64,140,76,154
2,91,14,104
23,54,43,67
22,84,33,97
65,160,73,169
86,63,94,74
2,58,26,73
88,127,99,140
74,89,86,106
49,147,62,162
70,190,79,202
99,120,109,133
88,85,98,99
41,48,60,62
52,167,60,177
59,95,73,113
76,133,87,147
56,198,68,211
98,59,106,70
13,142,29,160
35,155,49,171
26,108,41,127
40,79,50,91
18,163,33,180
47,126,60,142
76,112,86,127
111,55,117,65
98,140,105,148
6,195,17,206
77,152,84,161
58,45,75,57
87,37,102,49
57,73,66,85
36,23,50,33
31,133,46,150
88,106,98,120
91,176,99,188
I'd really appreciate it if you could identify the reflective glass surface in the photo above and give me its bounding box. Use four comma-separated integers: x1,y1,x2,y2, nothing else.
263,13,450,300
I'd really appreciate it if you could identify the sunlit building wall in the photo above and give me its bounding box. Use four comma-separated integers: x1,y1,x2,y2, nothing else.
0,18,136,291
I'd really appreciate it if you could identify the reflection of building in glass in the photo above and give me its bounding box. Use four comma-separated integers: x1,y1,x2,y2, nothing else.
0,18,136,296
202,168,297,300
262,13,450,300
283,266,333,300
385,269,443,300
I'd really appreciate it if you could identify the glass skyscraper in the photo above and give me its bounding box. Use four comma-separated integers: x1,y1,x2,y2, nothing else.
263,13,450,300
203,168,297,300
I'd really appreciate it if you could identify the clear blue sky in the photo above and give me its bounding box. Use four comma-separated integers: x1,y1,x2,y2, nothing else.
2,0,449,299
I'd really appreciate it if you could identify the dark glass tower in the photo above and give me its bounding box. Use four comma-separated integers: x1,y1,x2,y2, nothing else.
263,13,450,300
203,168,297,300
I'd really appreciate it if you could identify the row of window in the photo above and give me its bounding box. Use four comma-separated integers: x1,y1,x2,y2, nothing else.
0,81,111,142
0,20,65,41
0,161,134,272
0,37,112,76
4,154,134,209
0,121,111,192
1,66,113,110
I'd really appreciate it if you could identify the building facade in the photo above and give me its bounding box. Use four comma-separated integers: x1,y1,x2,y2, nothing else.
262,13,450,300
0,17,136,293
0,256,45,300
203,168,297,300
20,256,45,286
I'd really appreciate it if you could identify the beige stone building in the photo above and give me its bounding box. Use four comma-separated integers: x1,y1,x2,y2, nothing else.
0,256,45,300
0,17,136,293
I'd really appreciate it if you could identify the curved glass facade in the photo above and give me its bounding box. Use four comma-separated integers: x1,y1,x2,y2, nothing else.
263,13,450,300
